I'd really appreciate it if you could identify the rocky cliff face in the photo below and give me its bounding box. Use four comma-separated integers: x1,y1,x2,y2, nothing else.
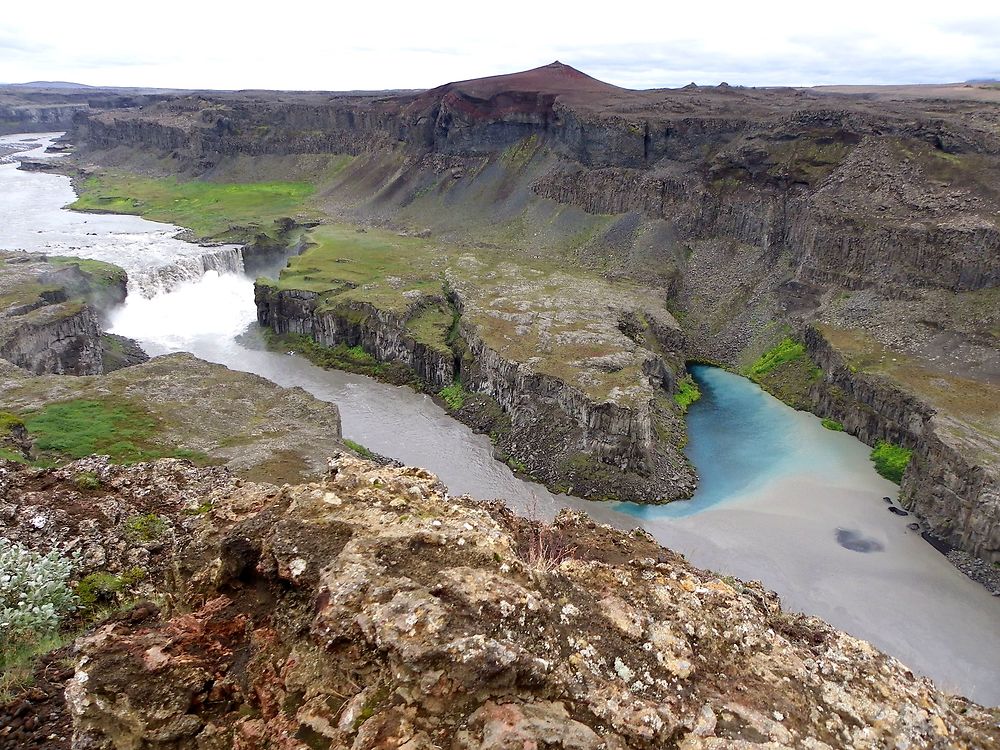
0,253,130,376
447,281,695,502
0,86,187,136
255,278,696,503
255,284,456,390
3,454,996,749
804,326,1000,562
0,102,89,135
0,301,103,375
68,69,1000,297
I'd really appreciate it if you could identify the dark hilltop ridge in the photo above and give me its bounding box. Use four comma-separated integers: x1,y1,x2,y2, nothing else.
0,62,999,747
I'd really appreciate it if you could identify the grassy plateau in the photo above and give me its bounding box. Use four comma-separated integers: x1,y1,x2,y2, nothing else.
71,173,316,239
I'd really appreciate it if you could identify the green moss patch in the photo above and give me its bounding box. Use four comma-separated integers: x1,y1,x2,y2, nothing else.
673,375,701,414
125,513,167,541
22,398,211,466
748,338,808,378
46,256,127,288
439,382,469,411
71,173,315,240
746,337,821,410
75,568,146,616
821,418,845,431
343,439,377,460
870,441,912,484
0,411,24,434
263,330,418,386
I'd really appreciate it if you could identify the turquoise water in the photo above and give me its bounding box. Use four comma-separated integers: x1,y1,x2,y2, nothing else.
620,364,854,518
590,364,1000,704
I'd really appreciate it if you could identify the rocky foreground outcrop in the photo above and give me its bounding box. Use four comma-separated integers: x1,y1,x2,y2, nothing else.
2,455,996,749
0,352,347,484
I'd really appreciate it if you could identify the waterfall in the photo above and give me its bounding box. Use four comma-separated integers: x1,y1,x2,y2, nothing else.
128,246,245,298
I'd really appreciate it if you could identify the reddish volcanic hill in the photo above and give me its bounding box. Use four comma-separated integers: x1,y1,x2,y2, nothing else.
426,61,626,101
401,61,628,134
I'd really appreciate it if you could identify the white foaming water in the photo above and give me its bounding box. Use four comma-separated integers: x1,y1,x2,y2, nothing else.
0,132,242,298
126,246,246,298
110,271,255,348
3,132,999,705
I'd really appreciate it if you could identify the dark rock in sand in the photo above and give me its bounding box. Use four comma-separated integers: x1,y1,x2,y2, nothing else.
836,528,885,553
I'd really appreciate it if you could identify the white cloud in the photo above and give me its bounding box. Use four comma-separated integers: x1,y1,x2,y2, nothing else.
0,0,997,89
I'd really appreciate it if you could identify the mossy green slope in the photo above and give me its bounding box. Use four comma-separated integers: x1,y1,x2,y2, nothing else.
745,337,821,410
71,173,316,240
0,353,346,484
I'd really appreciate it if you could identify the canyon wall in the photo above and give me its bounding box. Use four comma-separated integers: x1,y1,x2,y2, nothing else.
65,67,999,556
0,103,89,135
804,326,999,562
255,285,455,389
0,301,104,375
0,253,133,376
255,281,696,502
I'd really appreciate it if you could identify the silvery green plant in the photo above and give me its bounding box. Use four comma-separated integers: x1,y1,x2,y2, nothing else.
0,538,78,647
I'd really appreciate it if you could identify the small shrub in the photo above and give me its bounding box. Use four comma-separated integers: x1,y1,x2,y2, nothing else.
519,495,576,575
870,441,912,484
74,471,101,490
344,438,377,460
522,523,577,575
821,419,845,431
439,382,468,411
0,540,78,655
125,513,167,542
747,337,807,378
673,374,702,413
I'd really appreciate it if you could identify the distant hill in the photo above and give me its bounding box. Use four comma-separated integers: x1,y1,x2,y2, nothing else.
966,78,999,84
9,81,94,89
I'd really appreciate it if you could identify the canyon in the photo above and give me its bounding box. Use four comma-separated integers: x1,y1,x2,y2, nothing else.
47,63,998,563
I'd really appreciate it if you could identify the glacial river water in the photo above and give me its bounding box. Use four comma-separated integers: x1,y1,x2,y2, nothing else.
2,133,998,704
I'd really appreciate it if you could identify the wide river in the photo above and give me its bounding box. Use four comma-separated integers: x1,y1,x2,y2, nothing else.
2,133,998,704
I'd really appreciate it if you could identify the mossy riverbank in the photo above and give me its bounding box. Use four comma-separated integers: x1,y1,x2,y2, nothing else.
70,172,317,242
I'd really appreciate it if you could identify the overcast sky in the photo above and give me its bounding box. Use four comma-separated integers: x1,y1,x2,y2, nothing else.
2,0,998,90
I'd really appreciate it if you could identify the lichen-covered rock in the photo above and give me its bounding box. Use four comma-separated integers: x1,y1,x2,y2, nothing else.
13,455,989,749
